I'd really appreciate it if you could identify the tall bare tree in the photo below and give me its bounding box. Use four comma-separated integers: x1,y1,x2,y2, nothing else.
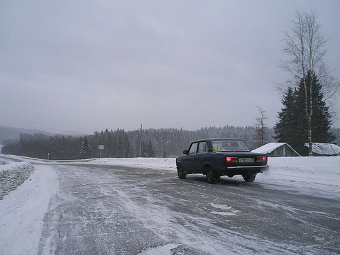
280,10,339,155
253,106,268,147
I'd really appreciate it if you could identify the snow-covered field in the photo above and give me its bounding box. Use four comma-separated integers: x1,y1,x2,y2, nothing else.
0,155,339,255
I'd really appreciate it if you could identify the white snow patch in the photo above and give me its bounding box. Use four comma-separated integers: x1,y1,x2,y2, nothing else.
138,243,179,255
210,203,241,216
90,157,177,171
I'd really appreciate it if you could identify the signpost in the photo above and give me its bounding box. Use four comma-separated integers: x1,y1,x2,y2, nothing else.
98,145,104,158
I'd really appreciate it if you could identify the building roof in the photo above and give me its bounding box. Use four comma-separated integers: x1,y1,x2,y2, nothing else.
252,142,300,156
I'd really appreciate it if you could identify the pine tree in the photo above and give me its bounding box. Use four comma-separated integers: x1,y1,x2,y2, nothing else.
296,72,335,146
274,87,302,152
125,140,131,158
80,135,92,157
147,140,155,157
275,72,334,155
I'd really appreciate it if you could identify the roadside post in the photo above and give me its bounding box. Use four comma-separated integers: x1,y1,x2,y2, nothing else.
98,145,104,158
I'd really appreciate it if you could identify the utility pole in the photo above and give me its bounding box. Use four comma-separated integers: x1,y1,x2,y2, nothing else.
139,124,142,157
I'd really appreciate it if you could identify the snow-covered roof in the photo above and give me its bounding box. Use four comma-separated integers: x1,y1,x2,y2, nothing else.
252,143,285,154
305,143,340,155
252,142,300,156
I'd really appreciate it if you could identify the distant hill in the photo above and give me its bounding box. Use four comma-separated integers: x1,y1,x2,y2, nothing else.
0,125,52,144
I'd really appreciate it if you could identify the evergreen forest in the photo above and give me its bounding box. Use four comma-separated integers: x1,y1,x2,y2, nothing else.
2,126,276,160
2,124,339,159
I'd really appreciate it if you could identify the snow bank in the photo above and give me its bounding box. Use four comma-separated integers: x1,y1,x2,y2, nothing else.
256,156,340,199
0,161,35,200
0,164,58,255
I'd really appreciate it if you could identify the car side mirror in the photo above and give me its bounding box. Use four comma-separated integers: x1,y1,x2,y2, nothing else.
183,150,189,155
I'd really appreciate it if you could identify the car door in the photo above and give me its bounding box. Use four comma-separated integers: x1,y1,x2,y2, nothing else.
194,141,208,173
181,142,198,172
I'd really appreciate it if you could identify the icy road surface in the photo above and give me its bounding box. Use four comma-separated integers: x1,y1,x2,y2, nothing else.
35,162,340,255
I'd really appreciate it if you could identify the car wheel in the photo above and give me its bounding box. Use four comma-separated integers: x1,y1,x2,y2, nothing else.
177,166,186,179
206,170,219,184
242,173,256,182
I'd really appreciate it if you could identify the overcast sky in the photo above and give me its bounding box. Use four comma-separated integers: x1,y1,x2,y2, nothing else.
1,0,340,134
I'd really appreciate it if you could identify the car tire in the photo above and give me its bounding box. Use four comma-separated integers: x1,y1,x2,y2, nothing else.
206,170,219,184
242,173,256,182
177,166,186,179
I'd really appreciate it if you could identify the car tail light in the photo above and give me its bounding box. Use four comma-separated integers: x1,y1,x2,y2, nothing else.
226,157,238,163
257,156,267,162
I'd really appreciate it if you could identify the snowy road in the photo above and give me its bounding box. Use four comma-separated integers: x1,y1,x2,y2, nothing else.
38,162,340,255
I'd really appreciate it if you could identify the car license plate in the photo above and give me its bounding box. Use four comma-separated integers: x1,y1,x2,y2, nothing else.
239,158,254,163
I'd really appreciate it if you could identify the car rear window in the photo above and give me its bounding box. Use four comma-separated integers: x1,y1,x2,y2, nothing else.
212,140,250,152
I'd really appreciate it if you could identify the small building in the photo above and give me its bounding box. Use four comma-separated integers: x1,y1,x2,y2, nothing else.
252,143,300,157
305,143,340,156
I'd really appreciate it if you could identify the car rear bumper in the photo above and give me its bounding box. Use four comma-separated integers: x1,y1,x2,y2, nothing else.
219,165,269,176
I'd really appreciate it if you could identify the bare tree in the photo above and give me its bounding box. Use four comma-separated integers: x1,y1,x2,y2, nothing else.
253,106,268,147
280,10,339,156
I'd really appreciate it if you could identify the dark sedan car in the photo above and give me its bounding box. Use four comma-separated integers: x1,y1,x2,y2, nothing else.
176,138,268,183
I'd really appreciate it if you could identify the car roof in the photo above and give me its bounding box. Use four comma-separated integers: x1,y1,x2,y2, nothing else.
193,138,244,143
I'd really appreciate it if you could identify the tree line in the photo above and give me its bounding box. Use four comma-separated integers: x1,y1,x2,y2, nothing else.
1,126,276,160
2,124,339,159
